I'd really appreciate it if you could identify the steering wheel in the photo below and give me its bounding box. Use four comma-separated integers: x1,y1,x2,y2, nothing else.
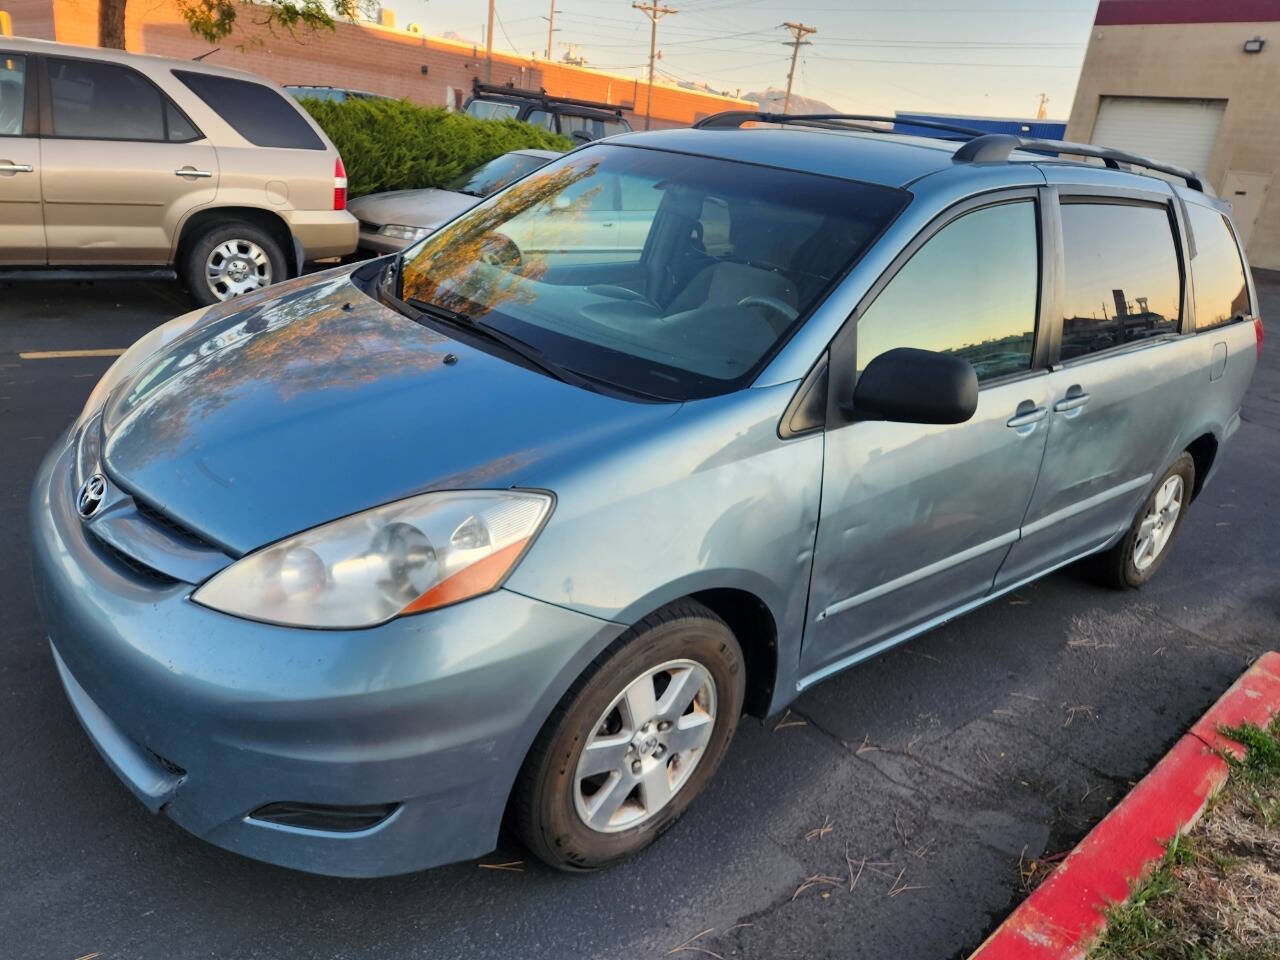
479,232,522,268
738,295,799,324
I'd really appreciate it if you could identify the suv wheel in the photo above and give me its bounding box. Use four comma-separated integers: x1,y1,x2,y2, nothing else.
182,221,287,305
1091,452,1195,589
513,600,745,871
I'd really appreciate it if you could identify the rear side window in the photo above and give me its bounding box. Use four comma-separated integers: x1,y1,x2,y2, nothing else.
48,57,198,142
857,200,1039,382
1059,202,1181,361
174,71,323,149
465,99,520,121
0,54,26,136
1187,203,1251,330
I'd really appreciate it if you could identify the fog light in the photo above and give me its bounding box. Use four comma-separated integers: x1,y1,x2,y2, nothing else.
249,801,399,833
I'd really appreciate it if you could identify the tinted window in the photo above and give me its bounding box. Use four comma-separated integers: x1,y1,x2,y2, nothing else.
1188,203,1250,330
174,71,323,149
559,114,627,139
465,99,521,121
0,54,25,136
526,109,555,130
49,58,171,141
399,144,907,400
857,201,1039,382
1060,202,1181,361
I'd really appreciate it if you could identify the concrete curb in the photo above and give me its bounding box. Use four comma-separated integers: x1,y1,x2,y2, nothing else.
969,650,1280,960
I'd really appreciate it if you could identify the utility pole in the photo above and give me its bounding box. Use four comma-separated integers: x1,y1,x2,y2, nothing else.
544,0,559,60
486,0,495,81
780,21,816,115
1036,92,1049,120
633,2,677,130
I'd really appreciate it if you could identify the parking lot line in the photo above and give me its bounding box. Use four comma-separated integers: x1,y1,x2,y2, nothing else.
19,349,125,359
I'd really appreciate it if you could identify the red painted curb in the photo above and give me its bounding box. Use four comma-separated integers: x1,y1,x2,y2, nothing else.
970,651,1280,960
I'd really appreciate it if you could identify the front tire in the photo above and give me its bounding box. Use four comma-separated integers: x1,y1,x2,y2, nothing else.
1091,452,1195,589
181,220,287,306
513,600,745,872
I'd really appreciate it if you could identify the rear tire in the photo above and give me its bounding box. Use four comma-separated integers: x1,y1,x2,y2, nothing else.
1090,452,1195,590
181,220,287,306
513,600,745,872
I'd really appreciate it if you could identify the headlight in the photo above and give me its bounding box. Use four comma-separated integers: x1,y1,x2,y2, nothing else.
77,306,209,425
379,223,431,241
192,490,553,628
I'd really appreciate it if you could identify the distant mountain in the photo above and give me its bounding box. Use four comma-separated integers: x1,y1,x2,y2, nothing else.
743,87,840,114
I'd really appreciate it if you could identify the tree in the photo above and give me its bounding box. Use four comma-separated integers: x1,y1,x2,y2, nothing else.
98,0,369,51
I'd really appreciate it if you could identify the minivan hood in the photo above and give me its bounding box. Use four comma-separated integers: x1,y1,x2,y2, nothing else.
347,188,478,229
101,271,675,555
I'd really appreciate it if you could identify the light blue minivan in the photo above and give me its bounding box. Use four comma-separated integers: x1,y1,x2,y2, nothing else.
31,114,1262,877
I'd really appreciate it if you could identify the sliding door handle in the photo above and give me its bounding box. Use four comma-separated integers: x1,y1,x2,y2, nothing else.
1053,392,1090,413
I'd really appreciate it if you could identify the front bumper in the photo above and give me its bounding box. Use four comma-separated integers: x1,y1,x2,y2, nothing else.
356,227,415,255
30,432,622,877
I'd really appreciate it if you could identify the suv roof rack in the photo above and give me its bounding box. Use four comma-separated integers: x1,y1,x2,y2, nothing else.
953,133,1208,193
692,111,989,139
470,78,626,117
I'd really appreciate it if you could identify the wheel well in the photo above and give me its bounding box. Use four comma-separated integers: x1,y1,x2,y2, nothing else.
691,588,777,718
176,207,297,276
1185,433,1218,500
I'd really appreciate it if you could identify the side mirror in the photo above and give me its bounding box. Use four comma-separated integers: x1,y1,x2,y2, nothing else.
850,347,978,424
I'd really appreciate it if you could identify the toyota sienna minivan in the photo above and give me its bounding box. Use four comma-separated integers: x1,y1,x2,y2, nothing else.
0,39,356,304
31,114,1261,877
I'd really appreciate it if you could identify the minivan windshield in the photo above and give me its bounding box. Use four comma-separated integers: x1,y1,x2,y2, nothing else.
398,144,908,400
446,152,555,198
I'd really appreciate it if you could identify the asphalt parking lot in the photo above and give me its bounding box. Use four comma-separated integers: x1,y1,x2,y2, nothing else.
3,274,1278,960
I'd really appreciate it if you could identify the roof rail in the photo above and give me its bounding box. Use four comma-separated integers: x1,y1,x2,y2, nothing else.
953,134,1208,193
693,111,989,140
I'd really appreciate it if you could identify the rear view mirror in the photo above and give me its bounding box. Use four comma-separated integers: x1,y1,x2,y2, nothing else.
851,347,978,424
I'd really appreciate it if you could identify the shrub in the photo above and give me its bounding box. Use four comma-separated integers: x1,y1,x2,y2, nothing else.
300,97,572,199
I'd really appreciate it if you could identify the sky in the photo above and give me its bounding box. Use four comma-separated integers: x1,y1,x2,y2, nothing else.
382,0,1100,119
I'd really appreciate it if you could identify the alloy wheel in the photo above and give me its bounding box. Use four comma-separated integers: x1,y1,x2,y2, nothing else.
573,659,717,834
1133,474,1183,572
206,239,272,300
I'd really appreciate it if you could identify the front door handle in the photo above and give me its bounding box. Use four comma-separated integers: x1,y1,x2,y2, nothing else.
1007,403,1048,430
1053,391,1091,414
0,162,34,174
174,167,213,178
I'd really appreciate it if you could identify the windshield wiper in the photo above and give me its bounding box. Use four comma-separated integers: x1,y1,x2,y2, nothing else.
405,297,601,392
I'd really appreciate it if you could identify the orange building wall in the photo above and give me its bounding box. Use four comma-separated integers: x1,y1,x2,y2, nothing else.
5,0,753,128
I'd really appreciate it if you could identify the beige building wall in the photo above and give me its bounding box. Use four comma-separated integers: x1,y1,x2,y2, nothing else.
1066,20,1280,269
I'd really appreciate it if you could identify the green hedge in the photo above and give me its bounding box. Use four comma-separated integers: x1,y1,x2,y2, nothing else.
300,98,572,199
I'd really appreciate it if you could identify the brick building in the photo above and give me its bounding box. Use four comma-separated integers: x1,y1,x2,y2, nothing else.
4,0,753,128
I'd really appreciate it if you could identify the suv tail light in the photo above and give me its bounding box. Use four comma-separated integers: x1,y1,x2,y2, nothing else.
333,156,347,211
1256,314,1264,357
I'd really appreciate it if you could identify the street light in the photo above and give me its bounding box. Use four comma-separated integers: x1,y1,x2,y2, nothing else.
1243,36,1266,54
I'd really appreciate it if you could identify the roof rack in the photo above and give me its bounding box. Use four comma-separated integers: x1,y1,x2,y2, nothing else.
469,78,626,117
953,134,1208,193
693,111,989,140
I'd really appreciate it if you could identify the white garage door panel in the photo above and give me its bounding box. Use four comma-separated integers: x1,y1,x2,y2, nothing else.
1091,97,1226,176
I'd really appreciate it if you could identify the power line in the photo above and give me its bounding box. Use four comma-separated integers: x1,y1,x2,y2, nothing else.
780,21,816,114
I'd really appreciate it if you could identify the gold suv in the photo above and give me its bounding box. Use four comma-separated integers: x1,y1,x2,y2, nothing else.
0,38,357,304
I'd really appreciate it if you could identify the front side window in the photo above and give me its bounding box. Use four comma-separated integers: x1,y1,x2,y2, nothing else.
398,144,907,400
48,58,193,142
0,54,25,136
1187,203,1250,331
857,201,1040,382
173,71,321,149
1059,201,1181,361
465,99,521,121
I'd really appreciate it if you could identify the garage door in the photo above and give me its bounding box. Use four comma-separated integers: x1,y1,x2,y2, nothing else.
1090,96,1226,176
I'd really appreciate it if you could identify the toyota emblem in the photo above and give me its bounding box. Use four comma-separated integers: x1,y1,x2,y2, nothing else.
77,473,107,519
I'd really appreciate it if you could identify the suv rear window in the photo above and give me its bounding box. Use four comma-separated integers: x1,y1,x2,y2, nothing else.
174,70,323,149
1187,203,1251,331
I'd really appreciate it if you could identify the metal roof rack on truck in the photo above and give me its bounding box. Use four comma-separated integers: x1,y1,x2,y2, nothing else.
693,111,989,140
953,133,1209,194
469,78,627,117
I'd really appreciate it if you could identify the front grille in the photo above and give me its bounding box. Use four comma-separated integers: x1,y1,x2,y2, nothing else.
92,534,179,585
133,498,207,547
